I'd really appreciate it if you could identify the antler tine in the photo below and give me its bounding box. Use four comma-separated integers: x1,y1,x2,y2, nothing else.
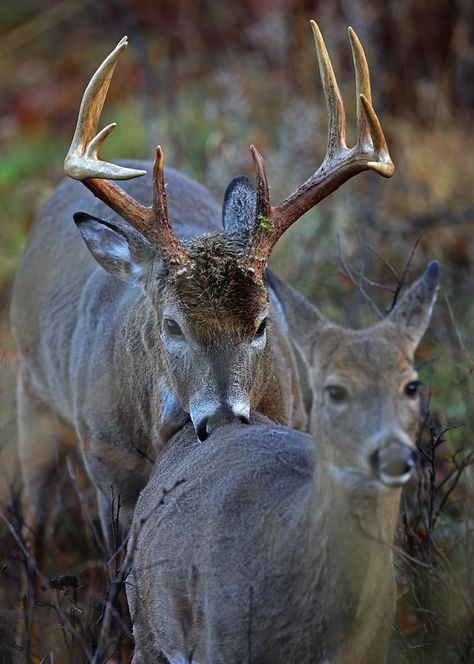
152,146,168,220
65,36,146,181
64,38,190,266
311,20,347,155
250,145,271,219
149,146,190,264
348,27,394,177
347,26,371,151
360,95,394,177
243,20,395,277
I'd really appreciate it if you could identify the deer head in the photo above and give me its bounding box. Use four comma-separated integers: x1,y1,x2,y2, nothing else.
272,261,440,487
64,24,394,440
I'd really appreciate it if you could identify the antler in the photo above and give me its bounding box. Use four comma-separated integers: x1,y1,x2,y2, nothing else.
245,21,395,274
64,37,189,266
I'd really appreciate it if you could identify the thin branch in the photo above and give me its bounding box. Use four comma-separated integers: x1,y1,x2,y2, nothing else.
388,237,421,312
364,244,400,282
444,295,473,365
337,235,383,319
66,457,105,556
358,273,397,293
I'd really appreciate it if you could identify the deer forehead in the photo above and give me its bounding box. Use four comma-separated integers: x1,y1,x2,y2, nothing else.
160,237,269,334
315,331,414,384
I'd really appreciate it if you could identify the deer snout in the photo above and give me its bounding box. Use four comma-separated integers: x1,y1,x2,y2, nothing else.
192,402,250,442
370,441,417,487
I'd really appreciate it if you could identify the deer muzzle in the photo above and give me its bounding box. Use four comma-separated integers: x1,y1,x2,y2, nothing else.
370,441,417,487
190,400,250,442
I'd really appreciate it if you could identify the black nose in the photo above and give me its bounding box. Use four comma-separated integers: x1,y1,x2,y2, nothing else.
370,442,417,487
197,406,249,442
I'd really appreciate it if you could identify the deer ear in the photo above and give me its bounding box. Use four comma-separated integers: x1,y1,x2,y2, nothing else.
74,212,157,285
222,176,256,240
385,260,440,351
267,271,327,352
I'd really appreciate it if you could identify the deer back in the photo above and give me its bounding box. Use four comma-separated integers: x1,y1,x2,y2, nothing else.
127,417,331,664
127,415,403,664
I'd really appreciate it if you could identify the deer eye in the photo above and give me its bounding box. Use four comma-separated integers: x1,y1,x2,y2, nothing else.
325,385,348,403
164,318,184,339
404,380,422,398
254,318,267,338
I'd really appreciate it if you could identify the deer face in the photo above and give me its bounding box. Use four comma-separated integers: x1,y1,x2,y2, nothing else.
273,261,440,488
156,234,269,440
74,181,271,441
311,328,422,486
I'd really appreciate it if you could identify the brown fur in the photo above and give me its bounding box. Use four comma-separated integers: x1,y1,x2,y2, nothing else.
10,164,306,574
170,233,267,335
127,262,439,664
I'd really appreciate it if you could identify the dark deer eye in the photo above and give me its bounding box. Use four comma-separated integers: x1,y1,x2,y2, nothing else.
325,385,348,403
164,318,184,338
254,318,267,338
404,380,422,398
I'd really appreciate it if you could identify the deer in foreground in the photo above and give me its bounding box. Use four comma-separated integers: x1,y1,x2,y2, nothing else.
11,20,393,563
127,261,439,664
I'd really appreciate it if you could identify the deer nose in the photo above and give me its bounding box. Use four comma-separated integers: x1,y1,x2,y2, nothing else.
197,405,249,442
370,441,417,487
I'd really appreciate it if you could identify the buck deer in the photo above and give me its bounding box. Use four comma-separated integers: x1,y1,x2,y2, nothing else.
11,20,393,562
127,261,440,664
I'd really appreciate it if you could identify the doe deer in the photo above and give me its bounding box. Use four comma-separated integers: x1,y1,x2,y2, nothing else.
11,20,393,559
127,261,439,664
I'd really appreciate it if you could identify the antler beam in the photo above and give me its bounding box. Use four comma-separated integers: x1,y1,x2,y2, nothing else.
246,21,394,272
64,37,189,266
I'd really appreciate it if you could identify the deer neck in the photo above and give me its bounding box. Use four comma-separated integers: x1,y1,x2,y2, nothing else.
113,295,180,444
252,306,308,430
312,460,401,663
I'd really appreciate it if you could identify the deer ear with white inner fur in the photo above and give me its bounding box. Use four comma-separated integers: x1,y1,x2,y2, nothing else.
222,176,256,241
385,260,440,352
74,212,157,285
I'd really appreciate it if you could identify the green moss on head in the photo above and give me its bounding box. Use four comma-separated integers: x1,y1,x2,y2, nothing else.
171,233,267,335
257,214,273,235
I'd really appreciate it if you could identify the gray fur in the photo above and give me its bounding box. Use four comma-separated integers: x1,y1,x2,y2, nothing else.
128,264,440,664
74,212,157,284
11,162,307,551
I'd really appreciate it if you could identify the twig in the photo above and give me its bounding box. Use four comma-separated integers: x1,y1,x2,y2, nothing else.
3,0,84,55
434,447,471,526
364,244,400,282
66,458,105,556
444,295,473,366
337,235,383,319
358,273,397,293
388,237,421,312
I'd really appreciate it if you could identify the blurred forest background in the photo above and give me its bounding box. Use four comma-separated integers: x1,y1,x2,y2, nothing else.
0,0,473,662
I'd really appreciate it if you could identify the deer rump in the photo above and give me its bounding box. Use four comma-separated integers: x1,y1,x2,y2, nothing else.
128,416,331,664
